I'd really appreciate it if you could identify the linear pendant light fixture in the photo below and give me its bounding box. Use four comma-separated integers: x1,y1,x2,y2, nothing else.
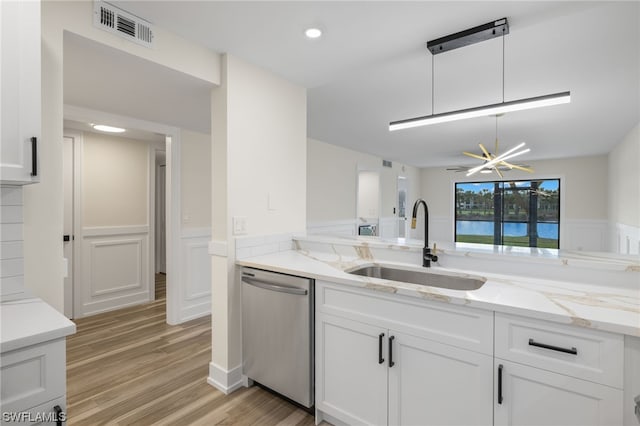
389,18,570,131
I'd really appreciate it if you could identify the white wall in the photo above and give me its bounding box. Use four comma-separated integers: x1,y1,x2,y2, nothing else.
29,1,220,311
180,129,211,230
307,138,422,237
420,155,609,250
82,132,149,227
209,54,307,393
608,123,640,254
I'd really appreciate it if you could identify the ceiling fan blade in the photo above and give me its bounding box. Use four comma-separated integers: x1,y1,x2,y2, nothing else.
462,151,487,160
478,143,492,160
500,161,534,173
494,166,504,178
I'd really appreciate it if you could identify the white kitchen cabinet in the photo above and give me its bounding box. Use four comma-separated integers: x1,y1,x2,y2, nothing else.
494,360,622,426
494,313,624,426
315,281,494,426
316,313,388,425
0,0,41,184
388,331,493,426
0,339,67,424
1,298,75,425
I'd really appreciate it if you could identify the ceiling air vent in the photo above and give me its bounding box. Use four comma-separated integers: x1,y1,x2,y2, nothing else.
93,1,154,48
382,160,393,168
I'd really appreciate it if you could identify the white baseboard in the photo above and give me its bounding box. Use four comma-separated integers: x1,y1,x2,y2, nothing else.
207,362,243,395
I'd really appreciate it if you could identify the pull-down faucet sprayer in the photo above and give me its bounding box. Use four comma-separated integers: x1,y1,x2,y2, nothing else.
411,199,438,267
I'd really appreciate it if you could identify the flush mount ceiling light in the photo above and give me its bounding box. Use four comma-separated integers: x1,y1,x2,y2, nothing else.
304,28,322,39
92,124,126,133
389,18,570,131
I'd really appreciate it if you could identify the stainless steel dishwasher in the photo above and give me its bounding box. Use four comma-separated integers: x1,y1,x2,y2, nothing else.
241,267,314,408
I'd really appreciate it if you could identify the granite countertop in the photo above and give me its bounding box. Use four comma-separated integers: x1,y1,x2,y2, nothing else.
1,297,76,353
236,249,640,337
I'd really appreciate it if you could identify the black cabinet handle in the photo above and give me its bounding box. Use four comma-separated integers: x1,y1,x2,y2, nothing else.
30,137,37,177
378,333,385,364
528,338,577,355
498,364,503,404
53,405,63,426
388,335,395,367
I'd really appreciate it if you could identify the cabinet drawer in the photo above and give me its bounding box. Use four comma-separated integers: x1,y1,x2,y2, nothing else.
317,280,493,355
495,313,624,388
1,339,66,414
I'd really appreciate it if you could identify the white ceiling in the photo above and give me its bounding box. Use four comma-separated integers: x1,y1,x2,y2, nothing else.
70,1,638,168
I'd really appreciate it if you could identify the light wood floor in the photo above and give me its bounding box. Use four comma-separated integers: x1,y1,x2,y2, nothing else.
66,274,316,425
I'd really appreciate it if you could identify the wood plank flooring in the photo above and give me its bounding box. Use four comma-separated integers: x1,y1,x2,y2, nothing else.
66,274,316,425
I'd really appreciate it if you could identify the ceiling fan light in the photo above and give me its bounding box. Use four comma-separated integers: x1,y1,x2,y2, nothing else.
389,91,571,131
466,143,528,176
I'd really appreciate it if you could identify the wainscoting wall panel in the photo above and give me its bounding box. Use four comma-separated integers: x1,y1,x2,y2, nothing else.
179,228,211,321
78,226,151,317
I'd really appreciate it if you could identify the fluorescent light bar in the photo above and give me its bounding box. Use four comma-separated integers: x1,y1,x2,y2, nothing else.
389,91,570,131
466,142,530,176
92,124,126,133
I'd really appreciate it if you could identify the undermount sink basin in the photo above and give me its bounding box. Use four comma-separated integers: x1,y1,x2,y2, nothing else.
347,265,486,291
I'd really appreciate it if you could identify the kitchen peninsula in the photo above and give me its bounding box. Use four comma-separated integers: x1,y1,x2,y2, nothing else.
236,234,640,426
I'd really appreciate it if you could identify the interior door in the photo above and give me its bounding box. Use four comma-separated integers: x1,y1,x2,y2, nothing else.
62,136,74,318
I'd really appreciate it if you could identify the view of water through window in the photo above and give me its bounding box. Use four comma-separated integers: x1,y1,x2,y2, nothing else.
455,179,560,248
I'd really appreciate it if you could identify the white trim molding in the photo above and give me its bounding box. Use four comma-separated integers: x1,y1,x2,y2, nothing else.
209,239,228,257
207,362,243,395
178,228,211,321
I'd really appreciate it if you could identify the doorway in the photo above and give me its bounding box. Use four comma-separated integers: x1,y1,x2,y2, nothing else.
62,122,167,319
397,176,409,238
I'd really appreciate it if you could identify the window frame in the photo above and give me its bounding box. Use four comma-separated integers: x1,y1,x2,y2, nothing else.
454,178,561,249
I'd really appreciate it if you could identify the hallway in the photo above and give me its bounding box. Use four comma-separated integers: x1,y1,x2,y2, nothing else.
66,274,314,425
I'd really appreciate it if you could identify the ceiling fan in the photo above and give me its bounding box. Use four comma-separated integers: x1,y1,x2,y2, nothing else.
447,116,534,178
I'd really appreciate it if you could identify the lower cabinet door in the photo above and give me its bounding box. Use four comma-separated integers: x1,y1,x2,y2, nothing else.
495,360,623,426
388,331,493,426
316,313,388,426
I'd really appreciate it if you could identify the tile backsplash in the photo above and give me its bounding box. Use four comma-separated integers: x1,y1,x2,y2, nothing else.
1,186,24,298
235,233,294,260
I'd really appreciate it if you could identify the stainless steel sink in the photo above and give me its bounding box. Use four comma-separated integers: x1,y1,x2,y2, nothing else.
347,265,486,291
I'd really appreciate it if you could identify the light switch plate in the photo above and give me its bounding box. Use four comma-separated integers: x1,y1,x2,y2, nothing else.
233,216,247,235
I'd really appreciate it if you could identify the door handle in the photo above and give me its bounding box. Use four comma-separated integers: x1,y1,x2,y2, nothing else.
242,277,308,296
388,335,395,367
528,338,577,355
31,137,37,177
498,364,503,404
378,333,385,364
53,405,63,426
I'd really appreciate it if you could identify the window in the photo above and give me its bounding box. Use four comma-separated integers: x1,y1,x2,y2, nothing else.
455,179,560,248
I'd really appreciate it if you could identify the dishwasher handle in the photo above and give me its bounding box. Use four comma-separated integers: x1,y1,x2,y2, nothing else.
242,276,308,296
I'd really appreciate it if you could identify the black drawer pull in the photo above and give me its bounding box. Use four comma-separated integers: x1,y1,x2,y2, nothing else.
31,137,37,177
528,338,577,355
378,333,385,364
388,335,395,367
498,364,503,404
53,405,63,426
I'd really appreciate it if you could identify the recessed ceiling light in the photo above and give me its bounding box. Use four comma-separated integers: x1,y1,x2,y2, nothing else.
92,124,126,133
304,28,322,39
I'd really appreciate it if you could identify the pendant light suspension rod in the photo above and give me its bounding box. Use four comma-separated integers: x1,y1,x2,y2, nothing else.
390,17,571,131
